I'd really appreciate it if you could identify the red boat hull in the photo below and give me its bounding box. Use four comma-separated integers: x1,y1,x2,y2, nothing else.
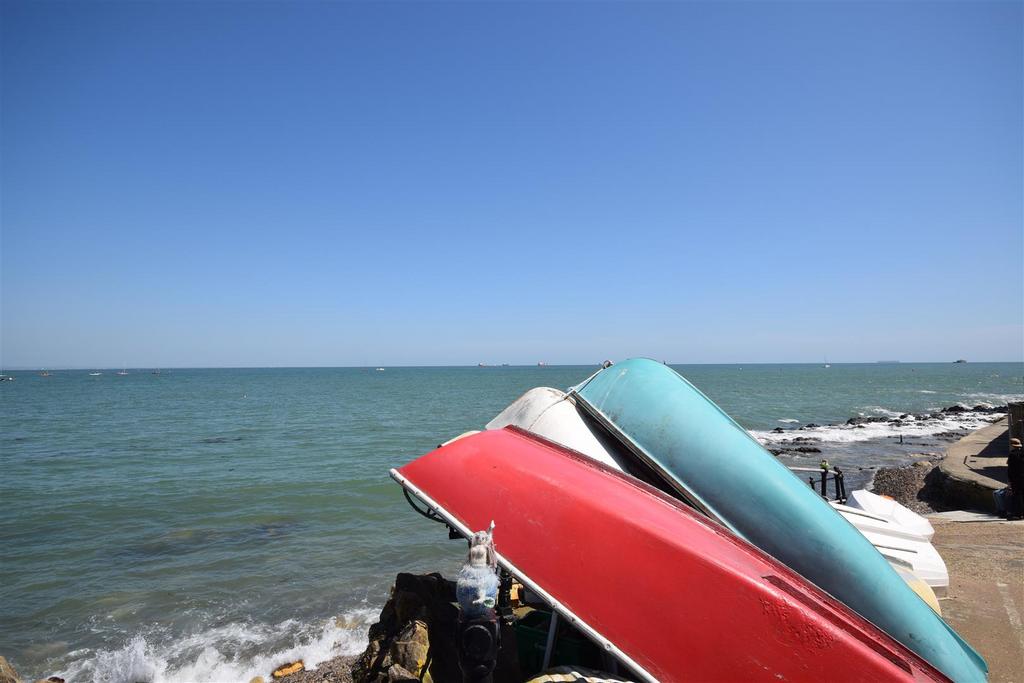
393,428,947,682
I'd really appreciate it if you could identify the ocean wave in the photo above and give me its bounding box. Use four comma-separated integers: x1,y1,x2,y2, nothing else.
918,390,937,394
777,418,800,424
55,608,378,683
752,412,1001,445
961,392,1024,404
860,406,904,418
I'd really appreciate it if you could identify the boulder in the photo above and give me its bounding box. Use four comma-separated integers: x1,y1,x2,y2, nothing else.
352,573,459,683
388,621,430,677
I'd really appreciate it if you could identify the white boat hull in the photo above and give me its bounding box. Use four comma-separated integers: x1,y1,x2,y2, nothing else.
489,387,949,598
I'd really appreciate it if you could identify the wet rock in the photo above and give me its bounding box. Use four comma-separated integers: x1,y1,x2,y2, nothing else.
771,427,785,434
846,416,887,426
801,423,820,430
790,446,822,454
0,656,20,683
272,661,304,679
943,405,967,414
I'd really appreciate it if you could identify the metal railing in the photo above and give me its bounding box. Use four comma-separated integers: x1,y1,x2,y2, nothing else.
789,461,846,504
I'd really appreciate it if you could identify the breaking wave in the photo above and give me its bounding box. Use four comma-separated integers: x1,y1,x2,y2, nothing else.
54,609,378,683
752,411,1002,445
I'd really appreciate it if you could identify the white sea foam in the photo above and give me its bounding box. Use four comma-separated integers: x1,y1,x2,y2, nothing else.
862,406,904,418
918,390,937,394
56,608,378,683
777,418,800,424
752,412,1001,445
962,392,1024,404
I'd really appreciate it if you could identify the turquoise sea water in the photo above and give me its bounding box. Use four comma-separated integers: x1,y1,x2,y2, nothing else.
2,363,1022,681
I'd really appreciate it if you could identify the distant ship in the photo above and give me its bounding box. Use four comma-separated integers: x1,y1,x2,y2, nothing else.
39,369,51,377
89,371,102,376
954,359,967,364
537,361,547,367
117,367,129,375
375,367,385,371
0,373,13,382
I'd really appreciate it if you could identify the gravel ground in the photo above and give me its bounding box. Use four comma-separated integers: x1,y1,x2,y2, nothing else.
870,459,949,514
272,655,356,683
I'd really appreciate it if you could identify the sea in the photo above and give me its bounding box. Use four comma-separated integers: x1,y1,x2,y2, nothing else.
2,362,1022,682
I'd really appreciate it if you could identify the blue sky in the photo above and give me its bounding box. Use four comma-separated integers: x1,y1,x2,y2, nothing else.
2,1,1021,367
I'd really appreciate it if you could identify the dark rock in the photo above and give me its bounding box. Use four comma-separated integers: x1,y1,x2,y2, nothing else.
846,416,887,426
943,405,967,414
802,423,820,430
353,573,460,683
771,427,785,434
790,446,822,454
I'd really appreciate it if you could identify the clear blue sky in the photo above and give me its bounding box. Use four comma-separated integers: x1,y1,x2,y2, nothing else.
2,1,1021,367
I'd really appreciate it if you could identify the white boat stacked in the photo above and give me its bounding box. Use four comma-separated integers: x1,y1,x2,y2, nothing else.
487,386,949,603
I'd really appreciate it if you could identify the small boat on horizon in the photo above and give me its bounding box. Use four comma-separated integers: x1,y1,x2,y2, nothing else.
89,371,102,376
39,369,51,377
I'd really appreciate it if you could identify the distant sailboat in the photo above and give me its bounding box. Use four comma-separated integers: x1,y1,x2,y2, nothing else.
39,369,51,377
117,365,129,376
823,357,831,368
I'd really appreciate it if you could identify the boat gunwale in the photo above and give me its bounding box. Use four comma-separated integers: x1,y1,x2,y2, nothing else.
388,464,658,683
393,427,951,683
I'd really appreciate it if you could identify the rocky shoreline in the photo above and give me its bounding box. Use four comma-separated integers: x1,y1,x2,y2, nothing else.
2,404,1011,683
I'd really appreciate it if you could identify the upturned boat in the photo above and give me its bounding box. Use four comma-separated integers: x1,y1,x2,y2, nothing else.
566,358,985,681
488,387,949,600
392,428,951,682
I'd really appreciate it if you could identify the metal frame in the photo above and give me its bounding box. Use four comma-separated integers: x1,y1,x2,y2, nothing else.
389,467,658,683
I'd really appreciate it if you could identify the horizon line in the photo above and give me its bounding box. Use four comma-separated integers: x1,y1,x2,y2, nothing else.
2,360,1022,371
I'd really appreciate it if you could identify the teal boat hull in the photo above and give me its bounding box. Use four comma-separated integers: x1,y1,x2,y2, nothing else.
573,358,987,682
